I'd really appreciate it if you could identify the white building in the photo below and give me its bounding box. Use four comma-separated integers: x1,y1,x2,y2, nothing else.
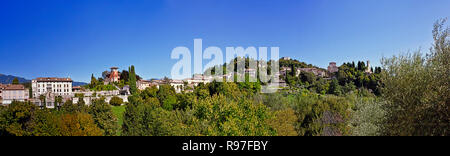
170,79,184,93
183,74,212,87
32,77,73,98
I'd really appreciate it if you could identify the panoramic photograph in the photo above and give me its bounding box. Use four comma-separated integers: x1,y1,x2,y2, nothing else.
0,0,448,151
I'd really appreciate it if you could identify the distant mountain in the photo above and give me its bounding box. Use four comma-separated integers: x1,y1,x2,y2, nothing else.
0,74,30,84
73,81,88,87
0,74,87,86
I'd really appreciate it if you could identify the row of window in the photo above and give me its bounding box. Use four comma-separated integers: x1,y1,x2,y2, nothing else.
37,89,71,93
37,83,71,88
3,96,25,99
3,91,24,95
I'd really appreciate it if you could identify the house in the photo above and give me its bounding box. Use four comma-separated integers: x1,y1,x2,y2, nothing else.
280,67,292,77
104,67,120,84
170,79,184,93
183,74,212,87
72,86,83,92
1,84,28,105
137,80,158,90
297,68,326,77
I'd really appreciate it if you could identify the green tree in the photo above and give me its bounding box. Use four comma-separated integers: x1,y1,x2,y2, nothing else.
61,100,78,113
0,101,37,136
57,112,103,136
12,77,19,84
55,96,63,109
267,108,298,136
128,66,137,95
328,79,342,96
299,72,316,85
350,97,386,136
122,95,146,136
380,19,449,136
162,95,176,110
89,98,119,136
39,95,46,108
90,74,98,88
28,88,33,98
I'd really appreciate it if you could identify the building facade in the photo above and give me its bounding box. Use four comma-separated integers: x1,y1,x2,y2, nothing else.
32,77,73,98
328,62,339,73
1,84,28,105
109,67,120,83
365,60,372,74
0,84,5,103
297,68,327,77
137,80,158,90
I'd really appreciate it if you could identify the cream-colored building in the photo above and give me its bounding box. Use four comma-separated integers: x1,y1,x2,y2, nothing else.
137,80,158,90
1,84,28,105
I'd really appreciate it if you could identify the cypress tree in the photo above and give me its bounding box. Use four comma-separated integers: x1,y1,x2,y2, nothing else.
129,65,137,95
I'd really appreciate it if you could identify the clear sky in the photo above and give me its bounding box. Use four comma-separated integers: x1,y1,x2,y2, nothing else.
1,0,449,82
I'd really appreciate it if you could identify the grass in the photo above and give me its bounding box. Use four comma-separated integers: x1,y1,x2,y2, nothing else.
112,105,126,136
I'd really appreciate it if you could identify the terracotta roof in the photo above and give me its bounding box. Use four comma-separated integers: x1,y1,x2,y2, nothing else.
35,77,73,82
4,84,25,90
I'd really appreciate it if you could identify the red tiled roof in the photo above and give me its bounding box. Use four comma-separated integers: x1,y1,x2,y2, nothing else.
35,77,73,82
4,84,25,90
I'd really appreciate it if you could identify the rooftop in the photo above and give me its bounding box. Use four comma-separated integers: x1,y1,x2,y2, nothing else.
4,84,25,90
35,77,73,82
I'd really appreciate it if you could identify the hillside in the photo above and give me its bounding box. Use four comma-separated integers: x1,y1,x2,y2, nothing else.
0,74,30,84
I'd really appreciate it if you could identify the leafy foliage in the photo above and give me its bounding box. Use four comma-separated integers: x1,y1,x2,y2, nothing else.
109,96,124,106
380,19,449,136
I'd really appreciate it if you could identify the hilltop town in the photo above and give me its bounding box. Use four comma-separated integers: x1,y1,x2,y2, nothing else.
0,57,377,108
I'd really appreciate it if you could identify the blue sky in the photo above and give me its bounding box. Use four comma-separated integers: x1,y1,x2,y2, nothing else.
1,0,449,82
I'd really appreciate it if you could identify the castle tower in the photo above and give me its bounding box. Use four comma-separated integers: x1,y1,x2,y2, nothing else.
110,67,120,83
365,60,372,74
328,62,338,73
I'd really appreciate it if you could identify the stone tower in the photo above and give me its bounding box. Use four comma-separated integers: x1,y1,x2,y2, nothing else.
365,60,372,74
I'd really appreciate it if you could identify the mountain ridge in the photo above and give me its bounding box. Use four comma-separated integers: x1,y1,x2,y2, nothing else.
0,74,87,86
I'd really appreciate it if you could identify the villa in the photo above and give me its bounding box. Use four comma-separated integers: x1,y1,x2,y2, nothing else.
1,84,28,105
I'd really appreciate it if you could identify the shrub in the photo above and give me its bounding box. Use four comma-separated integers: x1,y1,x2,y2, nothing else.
110,96,124,106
